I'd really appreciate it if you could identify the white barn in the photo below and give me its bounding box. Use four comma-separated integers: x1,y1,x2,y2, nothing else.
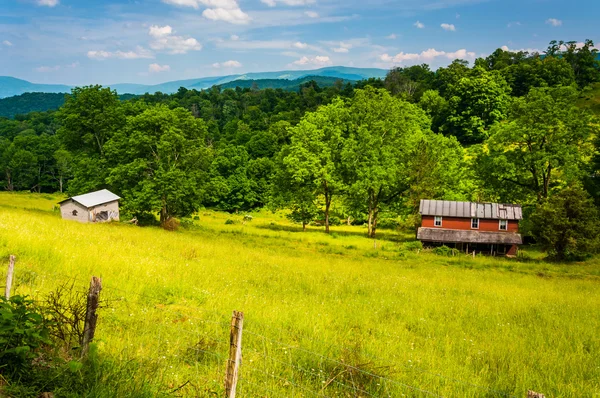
59,189,121,223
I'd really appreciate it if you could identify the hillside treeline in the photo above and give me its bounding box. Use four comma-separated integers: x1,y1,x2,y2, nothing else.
1,40,599,256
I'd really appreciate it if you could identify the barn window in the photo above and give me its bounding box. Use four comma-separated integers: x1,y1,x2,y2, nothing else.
471,218,479,229
499,220,508,231
72,210,78,216
434,216,443,227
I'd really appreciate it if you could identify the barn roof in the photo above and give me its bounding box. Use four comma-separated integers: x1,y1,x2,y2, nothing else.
419,199,522,220
417,227,523,245
59,189,120,208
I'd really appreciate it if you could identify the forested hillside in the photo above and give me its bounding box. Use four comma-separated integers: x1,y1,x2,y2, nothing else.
1,40,599,255
0,92,138,119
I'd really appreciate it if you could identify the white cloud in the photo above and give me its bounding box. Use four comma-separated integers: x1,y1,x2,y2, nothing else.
333,47,349,53
230,34,240,41
149,63,171,73
380,48,475,65
2,40,12,46
330,41,353,53
507,21,521,28
35,65,60,72
203,7,250,24
441,23,455,31
37,0,59,7
149,25,173,38
162,0,250,24
291,55,332,67
218,39,323,53
386,34,397,39
87,46,154,60
501,45,541,54
66,62,79,68
261,0,315,6
305,11,319,18
546,18,562,27
148,26,202,54
213,60,243,68
414,21,425,29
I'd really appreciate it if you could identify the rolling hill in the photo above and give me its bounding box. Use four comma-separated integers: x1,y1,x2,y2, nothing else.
0,66,388,99
0,76,71,99
217,75,354,91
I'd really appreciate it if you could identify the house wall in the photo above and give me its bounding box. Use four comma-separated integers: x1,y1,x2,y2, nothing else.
421,215,519,232
90,201,120,222
60,200,90,223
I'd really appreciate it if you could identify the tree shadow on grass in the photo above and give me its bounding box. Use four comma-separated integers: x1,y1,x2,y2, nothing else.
255,223,413,243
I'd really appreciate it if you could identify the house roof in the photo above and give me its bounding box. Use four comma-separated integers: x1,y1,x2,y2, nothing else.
59,189,120,208
417,227,523,245
419,199,522,220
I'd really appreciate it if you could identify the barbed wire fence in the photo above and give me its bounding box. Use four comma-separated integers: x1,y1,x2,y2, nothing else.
1,255,545,398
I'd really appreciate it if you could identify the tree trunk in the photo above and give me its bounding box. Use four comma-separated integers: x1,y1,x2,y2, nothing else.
324,181,331,234
371,207,379,238
324,199,330,234
367,200,373,238
5,171,13,191
59,176,63,193
367,192,379,238
160,197,168,226
302,222,307,232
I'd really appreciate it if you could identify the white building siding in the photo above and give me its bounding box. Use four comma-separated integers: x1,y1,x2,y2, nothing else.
89,201,120,222
60,200,90,223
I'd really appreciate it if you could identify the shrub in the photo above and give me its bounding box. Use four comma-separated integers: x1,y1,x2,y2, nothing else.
531,185,600,261
328,216,341,226
0,296,52,376
162,217,180,231
134,212,159,227
225,219,236,225
402,241,423,252
433,245,457,256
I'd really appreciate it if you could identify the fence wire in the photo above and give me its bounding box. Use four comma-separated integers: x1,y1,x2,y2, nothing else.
0,266,518,398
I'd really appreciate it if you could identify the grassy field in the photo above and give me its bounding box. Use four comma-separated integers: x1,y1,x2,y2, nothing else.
0,192,599,397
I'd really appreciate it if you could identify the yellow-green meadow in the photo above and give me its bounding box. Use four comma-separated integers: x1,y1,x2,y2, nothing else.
0,192,598,397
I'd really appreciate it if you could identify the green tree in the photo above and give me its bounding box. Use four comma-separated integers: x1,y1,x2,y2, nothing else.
342,87,430,237
106,105,210,227
476,86,596,203
283,98,349,233
531,185,600,260
57,85,124,156
445,68,512,144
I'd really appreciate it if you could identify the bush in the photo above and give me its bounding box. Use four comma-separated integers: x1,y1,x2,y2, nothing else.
328,216,341,226
433,245,457,256
531,185,600,261
377,217,400,229
0,296,52,376
225,219,236,225
134,212,159,227
402,241,423,252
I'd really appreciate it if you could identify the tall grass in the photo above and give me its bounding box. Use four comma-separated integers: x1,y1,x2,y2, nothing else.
0,193,598,396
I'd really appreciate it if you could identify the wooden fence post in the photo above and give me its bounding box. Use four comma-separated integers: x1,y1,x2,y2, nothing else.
527,391,545,398
225,311,244,398
81,276,102,358
5,255,15,300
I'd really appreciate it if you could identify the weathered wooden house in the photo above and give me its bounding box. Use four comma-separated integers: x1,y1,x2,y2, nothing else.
59,189,120,223
417,199,523,256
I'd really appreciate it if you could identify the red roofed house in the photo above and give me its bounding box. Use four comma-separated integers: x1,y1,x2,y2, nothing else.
417,199,523,256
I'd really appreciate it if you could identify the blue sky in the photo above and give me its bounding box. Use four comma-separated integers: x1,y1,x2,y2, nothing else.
0,0,598,85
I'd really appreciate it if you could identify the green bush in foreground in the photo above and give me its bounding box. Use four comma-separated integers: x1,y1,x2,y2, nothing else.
531,185,600,260
0,295,51,377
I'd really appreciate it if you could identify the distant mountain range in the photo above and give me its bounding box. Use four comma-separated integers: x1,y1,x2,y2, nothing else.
0,66,388,99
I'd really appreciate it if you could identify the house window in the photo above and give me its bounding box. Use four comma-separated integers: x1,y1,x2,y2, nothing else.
471,218,479,229
72,210,78,216
499,220,508,231
434,216,443,227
